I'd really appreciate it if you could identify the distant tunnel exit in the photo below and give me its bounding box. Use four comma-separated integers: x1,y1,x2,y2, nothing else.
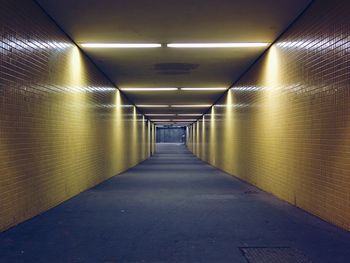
156,126,186,143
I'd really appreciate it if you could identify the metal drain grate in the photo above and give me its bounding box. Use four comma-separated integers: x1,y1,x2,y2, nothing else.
240,247,313,263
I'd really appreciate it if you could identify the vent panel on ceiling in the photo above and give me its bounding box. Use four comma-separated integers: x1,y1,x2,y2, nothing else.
154,63,199,75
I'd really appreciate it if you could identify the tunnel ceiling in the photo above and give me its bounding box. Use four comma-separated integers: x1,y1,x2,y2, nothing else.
37,0,311,124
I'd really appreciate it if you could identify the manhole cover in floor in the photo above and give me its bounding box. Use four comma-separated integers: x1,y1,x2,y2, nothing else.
240,247,313,263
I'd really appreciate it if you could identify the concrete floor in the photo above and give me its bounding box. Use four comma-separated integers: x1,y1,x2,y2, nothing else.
0,143,349,263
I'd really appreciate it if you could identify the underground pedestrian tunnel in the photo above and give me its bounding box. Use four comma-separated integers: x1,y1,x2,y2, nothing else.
0,0,350,262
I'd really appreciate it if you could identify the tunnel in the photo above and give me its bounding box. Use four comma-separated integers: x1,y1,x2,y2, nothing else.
0,0,350,262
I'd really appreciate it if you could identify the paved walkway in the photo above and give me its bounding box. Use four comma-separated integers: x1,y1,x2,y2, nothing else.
0,143,349,262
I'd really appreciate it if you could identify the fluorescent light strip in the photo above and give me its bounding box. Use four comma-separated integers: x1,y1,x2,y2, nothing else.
121,87,226,91
167,43,269,48
171,104,211,108
180,87,227,91
81,43,162,48
152,119,197,122
81,43,269,49
172,119,197,121
146,114,176,116
121,87,178,91
177,114,203,116
137,105,169,108
170,123,194,125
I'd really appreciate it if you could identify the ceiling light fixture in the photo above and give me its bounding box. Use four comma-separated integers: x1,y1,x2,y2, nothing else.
171,104,211,108
146,114,176,116
152,119,197,122
177,114,203,116
167,43,269,48
136,105,169,108
121,87,178,91
180,87,227,91
81,43,162,48
171,119,197,121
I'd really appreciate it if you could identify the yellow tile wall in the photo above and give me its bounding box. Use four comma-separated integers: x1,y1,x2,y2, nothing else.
188,0,350,230
151,123,156,155
0,1,151,231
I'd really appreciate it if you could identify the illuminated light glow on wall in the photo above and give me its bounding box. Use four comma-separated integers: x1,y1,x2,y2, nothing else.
121,87,178,91
130,106,138,164
141,115,146,156
85,87,116,92
209,106,216,165
230,86,266,92
196,120,200,154
80,43,162,48
132,107,139,158
276,37,350,51
63,87,116,93
69,47,85,88
201,115,206,158
113,89,126,169
30,41,71,50
263,46,280,88
222,89,235,173
167,43,270,48
0,40,72,53
115,90,122,108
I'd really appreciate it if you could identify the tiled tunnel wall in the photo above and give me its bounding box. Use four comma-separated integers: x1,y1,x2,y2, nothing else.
0,0,152,231
188,0,350,230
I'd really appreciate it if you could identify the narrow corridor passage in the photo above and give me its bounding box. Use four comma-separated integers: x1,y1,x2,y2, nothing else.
0,144,349,263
